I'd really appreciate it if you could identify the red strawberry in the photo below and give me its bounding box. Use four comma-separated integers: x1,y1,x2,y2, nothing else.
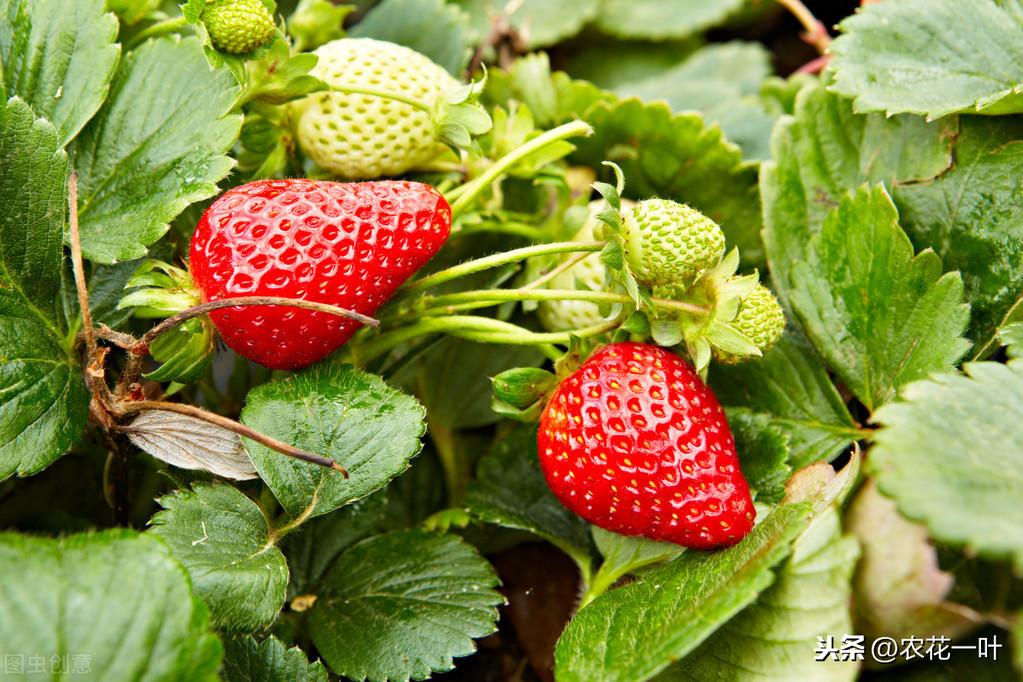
190,179,450,370
538,342,755,549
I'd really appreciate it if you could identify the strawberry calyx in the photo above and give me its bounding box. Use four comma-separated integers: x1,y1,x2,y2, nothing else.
433,69,493,153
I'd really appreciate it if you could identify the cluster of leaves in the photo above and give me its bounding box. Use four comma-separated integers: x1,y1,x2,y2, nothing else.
2,0,1023,680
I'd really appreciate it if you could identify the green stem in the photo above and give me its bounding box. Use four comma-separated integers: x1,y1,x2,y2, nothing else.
578,564,627,608
397,241,605,298
328,85,433,113
127,15,188,49
447,119,594,218
451,221,550,242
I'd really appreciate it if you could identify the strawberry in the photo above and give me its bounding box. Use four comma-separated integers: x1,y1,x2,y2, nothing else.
189,178,451,370
295,38,484,179
713,284,786,364
202,0,276,54
622,199,725,289
538,342,755,549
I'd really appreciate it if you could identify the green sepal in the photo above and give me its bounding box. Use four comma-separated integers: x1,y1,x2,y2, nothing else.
239,40,327,105
145,317,215,384
491,367,557,410
118,260,200,319
287,0,353,52
435,68,493,153
491,396,545,423
621,310,651,336
600,241,624,270
650,318,685,348
705,320,761,357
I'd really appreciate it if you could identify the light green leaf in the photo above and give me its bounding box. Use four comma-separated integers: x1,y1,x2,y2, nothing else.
0,0,119,146
571,98,763,266
105,0,162,25
222,635,329,682
761,78,954,312
728,409,790,504
711,331,861,469
789,184,970,411
563,39,700,91
0,96,88,480
870,359,1023,572
660,507,859,682
453,0,598,49
287,0,353,52
595,0,747,40
463,425,592,567
351,0,473,74
554,503,811,682
1003,322,1023,358
0,529,222,680
73,36,240,263
894,117,1023,343
584,527,684,607
829,0,1023,119
241,364,427,519
308,529,503,682
149,484,288,632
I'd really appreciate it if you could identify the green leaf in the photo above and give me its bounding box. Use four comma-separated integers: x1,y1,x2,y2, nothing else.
452,0,598,49
1003,322,1023,358
73,36,240,263
241,364,427,519
660,507,859,682
149,484,288,632
308,529,503,681
893,117,1023,342
287,0,353,52
0,97,88,480
463,425,592,566
870,359,1023,572
829,0,1023,119
105,0,162,25
571,98,763,266
728,409,790,504
554,503,812,682
761,78,954,312
595,0,747,40
351,0,473,75
789,184,970,411
0,0,119,145
0,529,222,680
584,528,684,606
711,331,861,469
222,635,329,682
563,39,700,91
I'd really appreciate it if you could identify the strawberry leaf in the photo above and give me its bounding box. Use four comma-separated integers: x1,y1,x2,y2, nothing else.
452,0,598,49
789,184,970,412
0,530,222,679
711,331,861,469
554,503,811,682
728,410,790,504
106,0,162,25
595,0,748,40
307,529,503,681
351,0,474,74
241,364,427,519
870,358,1023,573
222,635,328,682
0,0,119,146
0,96,88,480
72,36,241,263
149,484,288,632
829,0,1023,119
463,425,593,569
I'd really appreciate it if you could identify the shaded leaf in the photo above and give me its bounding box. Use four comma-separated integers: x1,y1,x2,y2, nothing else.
222,635,329,682
308,529,502,681
351,0,474,74
124,410,257,481
150,484,288,632
728,409,790,504
452,0,598,49
241,364,426,519
595,0,747,40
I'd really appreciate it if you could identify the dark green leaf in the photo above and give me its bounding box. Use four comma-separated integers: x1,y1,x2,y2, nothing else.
789,184,970,411
595,0,747,40
222,635,329,682
149,484,288,632
728,409,790,504
308,529,502,681
351,0,473,74
711,331,860,469
241,364,427,519
0,529,222,680
554,504,811,682
0,0,119,145
452,0,598,49
73,36,240,263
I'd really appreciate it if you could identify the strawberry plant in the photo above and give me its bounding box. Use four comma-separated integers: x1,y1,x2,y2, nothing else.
2,0,1023,680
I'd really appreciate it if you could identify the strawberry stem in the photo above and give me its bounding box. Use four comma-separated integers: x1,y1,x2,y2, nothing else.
446,119,594,218
126,15,189,50
326,85,434,114
776,0,830,54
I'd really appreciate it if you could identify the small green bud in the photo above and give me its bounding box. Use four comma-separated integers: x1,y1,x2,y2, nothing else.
203,0,276,55
623,199,725,289
492,367,557,410
714,284,785,364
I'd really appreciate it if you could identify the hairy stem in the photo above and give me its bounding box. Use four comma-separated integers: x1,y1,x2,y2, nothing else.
328,85,433,113
68,174,96,358
126,15,188,49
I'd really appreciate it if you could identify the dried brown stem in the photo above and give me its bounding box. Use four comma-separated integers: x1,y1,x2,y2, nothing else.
116,400,349,477
68,173,96,358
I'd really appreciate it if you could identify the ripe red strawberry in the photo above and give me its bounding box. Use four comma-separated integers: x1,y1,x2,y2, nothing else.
190,179,450,370
538,342,755,549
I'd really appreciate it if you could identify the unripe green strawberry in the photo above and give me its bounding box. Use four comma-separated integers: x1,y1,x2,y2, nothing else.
622,199,725,289
714,284,785,364
202,0,276,54
295,38,459,179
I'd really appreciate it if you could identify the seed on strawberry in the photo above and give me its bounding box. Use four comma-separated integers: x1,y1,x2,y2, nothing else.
202,0,276,55
714,283,786,364
537,342,755,549
294,38,458,179
189,178,451,370
622,199,725,289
